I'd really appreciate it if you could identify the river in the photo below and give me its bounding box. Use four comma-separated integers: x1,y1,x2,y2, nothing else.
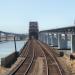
0,40,26,64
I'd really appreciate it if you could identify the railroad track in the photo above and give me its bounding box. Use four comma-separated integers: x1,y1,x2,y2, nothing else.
13,45,34,75
37,40,66,75
8,40,34,75
7,41,29,75
7,38,67,75
41,42,66,74
25,39,48,75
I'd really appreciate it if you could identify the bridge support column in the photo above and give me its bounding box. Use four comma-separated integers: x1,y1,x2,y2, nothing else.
51,34,58,47
71,34,75,53
39,33,43,42
46,33,49,44
58,34,68,49
48,33,51,45
39,34,41,41
42,33,48,44
42,33,46,43
44,33,48,44
43,33,45,42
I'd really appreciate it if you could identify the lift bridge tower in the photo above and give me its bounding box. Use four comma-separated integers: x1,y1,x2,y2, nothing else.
29,21,39,39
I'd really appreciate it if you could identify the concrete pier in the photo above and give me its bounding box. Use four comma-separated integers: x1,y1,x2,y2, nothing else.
58,34,68,49
71,34,75,53
39,33,42,42
48,33,51,45
42,33,45,43
51,34,58,47
44,33,48,44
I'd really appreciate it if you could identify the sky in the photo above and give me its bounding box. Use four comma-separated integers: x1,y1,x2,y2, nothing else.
0,0,75,34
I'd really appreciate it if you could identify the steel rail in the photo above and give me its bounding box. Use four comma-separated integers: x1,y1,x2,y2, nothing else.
8,40,31,75
43,43,66,75
34,39,48,75
13,39,34,75
38,41,64,75
23,40,34,75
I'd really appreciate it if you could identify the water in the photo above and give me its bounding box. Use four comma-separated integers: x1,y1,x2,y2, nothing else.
0,40,26,64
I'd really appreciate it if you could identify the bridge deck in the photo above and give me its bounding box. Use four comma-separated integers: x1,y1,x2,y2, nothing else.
7,39,70,75
40,26,75,33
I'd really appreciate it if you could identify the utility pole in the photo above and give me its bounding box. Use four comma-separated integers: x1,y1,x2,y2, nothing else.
14,36,17,52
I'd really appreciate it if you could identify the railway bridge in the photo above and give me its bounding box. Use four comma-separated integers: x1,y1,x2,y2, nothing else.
0,31,26,41
39,26,75,53
5,22,75,75
7,38,67,75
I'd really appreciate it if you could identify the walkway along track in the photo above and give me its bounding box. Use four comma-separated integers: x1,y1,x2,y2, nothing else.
7,39,67,75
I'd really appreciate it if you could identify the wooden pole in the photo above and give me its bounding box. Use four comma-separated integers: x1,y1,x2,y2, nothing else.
14,36,17,52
